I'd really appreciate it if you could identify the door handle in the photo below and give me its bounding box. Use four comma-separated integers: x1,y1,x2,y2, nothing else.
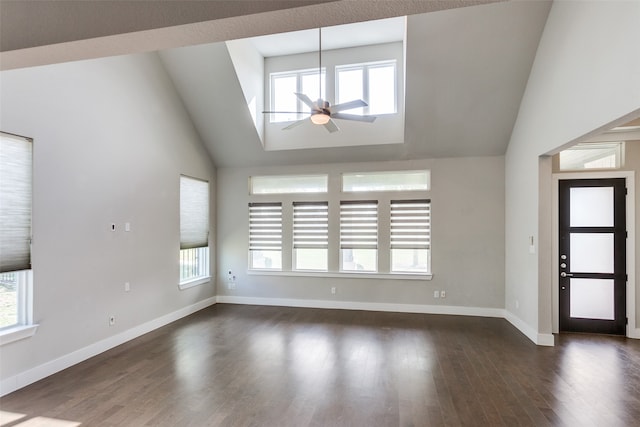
560,272,574,278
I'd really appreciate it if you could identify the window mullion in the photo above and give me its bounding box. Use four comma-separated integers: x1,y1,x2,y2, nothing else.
327,198,341,272
296,72,303,120
378,197,391,273
281,202,293,271
249,202,283,270
363,65,370,115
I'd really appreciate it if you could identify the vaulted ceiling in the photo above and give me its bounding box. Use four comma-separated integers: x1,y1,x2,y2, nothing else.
0,0,552,168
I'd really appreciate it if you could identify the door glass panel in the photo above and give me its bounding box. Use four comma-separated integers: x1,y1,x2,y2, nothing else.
570,278,614,320
570,233,614,273
570,187,614,227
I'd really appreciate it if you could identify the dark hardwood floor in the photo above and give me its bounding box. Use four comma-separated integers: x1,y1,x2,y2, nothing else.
2,304,640,426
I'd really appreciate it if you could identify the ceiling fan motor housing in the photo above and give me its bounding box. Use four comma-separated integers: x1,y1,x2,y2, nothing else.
317,99,330,111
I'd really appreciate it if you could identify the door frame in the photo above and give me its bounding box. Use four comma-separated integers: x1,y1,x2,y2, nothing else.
552,171,636,337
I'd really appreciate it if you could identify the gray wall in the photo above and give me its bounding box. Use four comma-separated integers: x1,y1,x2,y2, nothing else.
0,52,216,381
217,157,504,308
505,0,640,339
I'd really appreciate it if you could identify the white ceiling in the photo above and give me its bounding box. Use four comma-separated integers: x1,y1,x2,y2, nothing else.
0,0,498,70
248,16,405,57
0,0,553,168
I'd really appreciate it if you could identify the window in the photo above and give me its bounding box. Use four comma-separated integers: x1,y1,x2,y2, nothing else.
559,142,623,171
293,202,328,271
249,202,282,269
390,200,431,273
250,174,328,195
0,132,33,332
340,201,378,272
179,176,210,286
270,68,325,123
342,170,430,192
336,60,396,115
248,169,432,278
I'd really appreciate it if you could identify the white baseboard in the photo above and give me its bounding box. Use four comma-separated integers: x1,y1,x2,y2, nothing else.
1,296,558,397
503,310,555,346
216,295,506,318
628,328,640,339
0,297,216,397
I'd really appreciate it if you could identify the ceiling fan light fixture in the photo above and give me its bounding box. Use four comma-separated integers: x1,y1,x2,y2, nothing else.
310,113,331,125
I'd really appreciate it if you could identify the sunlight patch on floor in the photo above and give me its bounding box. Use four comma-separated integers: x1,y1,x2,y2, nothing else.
0,412,81,427
0,411,26,426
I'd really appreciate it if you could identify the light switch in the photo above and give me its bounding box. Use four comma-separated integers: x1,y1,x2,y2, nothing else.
125,222,131,232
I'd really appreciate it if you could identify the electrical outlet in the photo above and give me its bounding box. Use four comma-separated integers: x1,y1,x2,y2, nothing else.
109,316,115,326
440,290,446,298
124,282,130,292
331,286,336,295
433,290,440,298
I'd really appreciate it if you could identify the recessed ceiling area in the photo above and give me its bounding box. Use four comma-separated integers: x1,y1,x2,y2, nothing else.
580,117,640,144
247,16,405,57
159,1,552,167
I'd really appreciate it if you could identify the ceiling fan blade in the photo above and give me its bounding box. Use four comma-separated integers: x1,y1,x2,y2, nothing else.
262,111,311,114
323,119,340,133
282,119,307,130
294,93,316,109
331,112,377,123
331,99,368,112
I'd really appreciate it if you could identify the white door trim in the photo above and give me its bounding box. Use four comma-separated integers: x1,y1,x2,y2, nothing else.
551,171,636,337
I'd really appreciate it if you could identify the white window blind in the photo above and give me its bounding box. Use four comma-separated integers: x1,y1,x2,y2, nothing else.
249,202,282,252
293,202,328,249
390,199,431,250
340,201,378,250
180,176,209,250
0,133,32,273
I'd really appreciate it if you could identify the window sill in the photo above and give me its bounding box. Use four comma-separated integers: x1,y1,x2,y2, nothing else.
248,270,432,281
0,324,39,346
179,276,211,290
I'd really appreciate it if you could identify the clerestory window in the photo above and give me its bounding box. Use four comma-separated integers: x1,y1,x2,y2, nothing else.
270,69,325,123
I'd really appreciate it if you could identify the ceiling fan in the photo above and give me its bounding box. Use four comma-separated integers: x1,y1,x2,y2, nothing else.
263,28,377,133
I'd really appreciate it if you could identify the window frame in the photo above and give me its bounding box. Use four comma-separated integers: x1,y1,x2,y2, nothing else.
342,170,430,193
250,174,329,195
0,270,33,331
249,202,283,271
335,60,397,116
269,67,326,123
0,132,37,345
179,175,211,289
247,169,432,280
339,200,379,273
390,199,432,274
292,201,329,272
179,247,210,289
558,142,624,171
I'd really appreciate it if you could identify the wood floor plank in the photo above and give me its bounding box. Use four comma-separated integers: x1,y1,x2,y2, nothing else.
3,304,640,426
